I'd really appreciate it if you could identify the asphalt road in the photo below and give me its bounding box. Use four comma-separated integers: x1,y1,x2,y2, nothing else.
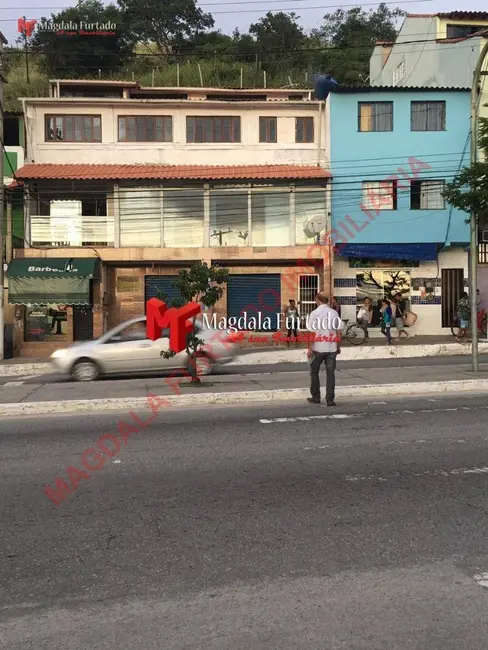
2,353,488,386
2,393,488,649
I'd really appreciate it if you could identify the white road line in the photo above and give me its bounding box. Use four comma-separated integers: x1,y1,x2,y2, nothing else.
4,381,26,386
303,437,470,452
346,465,488,482
369,401,387,405
259,405,488,425
474,573,488,588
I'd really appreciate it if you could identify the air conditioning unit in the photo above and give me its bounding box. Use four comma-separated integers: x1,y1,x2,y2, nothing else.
481,230,488,242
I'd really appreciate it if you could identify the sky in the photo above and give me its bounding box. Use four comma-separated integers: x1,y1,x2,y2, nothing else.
0,0,487,44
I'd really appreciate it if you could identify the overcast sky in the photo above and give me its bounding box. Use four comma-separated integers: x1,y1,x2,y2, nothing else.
0,0,487,43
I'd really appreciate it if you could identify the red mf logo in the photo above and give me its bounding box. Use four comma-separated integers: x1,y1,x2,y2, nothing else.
18,17,37,37
146,298,201,353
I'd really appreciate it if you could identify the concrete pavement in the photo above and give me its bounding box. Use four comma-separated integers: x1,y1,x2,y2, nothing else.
1,360,488,416
2,395,488,648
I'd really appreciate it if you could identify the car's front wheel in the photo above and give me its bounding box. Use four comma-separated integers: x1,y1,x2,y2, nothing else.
71,359,100,382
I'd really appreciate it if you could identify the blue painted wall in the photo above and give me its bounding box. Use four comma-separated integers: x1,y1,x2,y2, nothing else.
329,89,470,246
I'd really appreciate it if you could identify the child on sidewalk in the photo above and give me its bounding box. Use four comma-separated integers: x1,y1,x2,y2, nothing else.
380,299,393,345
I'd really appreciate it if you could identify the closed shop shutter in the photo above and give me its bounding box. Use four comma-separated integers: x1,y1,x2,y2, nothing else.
227,274,281,330
144,276,182,311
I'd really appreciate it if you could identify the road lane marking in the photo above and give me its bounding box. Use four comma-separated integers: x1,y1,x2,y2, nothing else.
259,405,488,424
346,465,488,482
474,573,488,588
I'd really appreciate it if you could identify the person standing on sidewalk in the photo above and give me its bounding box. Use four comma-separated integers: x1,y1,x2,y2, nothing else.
306,293,342,407
380,299,393,345
393,292,409,339
284,299,300,347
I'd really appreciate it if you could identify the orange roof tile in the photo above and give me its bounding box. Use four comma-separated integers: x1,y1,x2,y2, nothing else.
15,163,331,181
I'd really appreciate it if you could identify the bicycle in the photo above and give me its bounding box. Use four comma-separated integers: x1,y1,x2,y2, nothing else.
451,309,487,340
342,318,367,345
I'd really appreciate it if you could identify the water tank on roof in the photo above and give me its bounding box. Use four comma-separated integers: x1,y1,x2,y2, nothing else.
314,74,339,100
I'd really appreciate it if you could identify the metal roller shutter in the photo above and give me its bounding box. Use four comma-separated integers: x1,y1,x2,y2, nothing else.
144,276,182,311
227,274,281,330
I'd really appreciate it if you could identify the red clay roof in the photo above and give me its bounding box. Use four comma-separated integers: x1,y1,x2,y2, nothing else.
15,163,331,181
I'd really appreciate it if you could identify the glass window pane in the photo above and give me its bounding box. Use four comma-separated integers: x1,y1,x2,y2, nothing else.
295,191,327,245
119,188,161,246
118,117,126,141
251,190,290,246
210,190,248,246
163,189,204,247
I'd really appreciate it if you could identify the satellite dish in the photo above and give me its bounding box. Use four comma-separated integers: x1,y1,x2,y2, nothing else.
303,214,327,239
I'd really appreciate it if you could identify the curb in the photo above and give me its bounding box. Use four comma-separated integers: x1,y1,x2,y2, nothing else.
1,342,488,377
2,379,488,416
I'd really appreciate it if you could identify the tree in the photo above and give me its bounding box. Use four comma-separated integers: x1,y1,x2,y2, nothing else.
310,3,405,83
30,0,134,77
443,118,488,223
157,262,229,384
249,12,308,70
118,0,214,56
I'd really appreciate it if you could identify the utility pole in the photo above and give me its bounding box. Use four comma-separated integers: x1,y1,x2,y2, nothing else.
0,31,7,360
469,39,488,372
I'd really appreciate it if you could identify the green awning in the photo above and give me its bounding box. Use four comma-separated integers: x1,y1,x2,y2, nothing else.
7,257,100,279
7,258,100,306
8,277,91,306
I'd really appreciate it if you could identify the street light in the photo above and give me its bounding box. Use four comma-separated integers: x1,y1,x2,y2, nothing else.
469,40,488,372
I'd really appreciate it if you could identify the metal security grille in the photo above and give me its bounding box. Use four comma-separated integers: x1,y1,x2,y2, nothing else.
441,268,464,328
299,274,319,322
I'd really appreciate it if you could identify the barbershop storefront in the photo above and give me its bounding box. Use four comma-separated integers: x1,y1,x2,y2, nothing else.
7,258,103,357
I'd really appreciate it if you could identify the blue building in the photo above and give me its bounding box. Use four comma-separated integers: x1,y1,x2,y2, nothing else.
328,86,470,335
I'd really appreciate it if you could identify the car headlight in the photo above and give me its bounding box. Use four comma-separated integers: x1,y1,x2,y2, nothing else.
51,349,67,359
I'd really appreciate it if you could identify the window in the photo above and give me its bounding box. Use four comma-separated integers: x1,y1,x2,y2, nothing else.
118,116,172,142
210,190,249,246
446,24,486,38
295,190,327,245
295,117,314,143
251,190,290,246
362,181,397,211
358,102,393,132
45,115,101,142
186,117,240,143
259,117,277,143
25,305,68,342
411,180,445,210
411,101,446,131
392,61,405,86
163,189,204,247
119,188,162,247
356,270,411,327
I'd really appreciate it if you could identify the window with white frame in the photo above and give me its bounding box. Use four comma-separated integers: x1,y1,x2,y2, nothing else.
251,190,290,246
119,188,162,247
392,61,405,86
362,180,397,211
410,180,445,210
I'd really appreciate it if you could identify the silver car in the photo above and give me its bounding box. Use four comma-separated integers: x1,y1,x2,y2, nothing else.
50,316,237,381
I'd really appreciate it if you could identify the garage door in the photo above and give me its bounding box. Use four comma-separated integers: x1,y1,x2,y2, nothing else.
144,276,182,311
227,274,281,330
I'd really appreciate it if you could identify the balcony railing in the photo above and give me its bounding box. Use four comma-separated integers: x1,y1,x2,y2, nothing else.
31,215,115,247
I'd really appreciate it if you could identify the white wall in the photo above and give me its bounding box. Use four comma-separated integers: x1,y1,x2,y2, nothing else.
333,247,468,336
24,101,328,168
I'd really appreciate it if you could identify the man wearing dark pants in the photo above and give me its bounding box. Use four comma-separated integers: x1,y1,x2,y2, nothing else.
306,293,342,406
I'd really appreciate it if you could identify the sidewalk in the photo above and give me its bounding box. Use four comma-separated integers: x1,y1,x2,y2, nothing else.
2,363,488,416
1,335,488,377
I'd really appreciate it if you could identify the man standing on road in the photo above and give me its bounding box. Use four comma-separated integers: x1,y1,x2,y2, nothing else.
306,293,342,407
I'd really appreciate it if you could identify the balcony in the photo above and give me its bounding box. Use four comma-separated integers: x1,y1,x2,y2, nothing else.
31,215,115,247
